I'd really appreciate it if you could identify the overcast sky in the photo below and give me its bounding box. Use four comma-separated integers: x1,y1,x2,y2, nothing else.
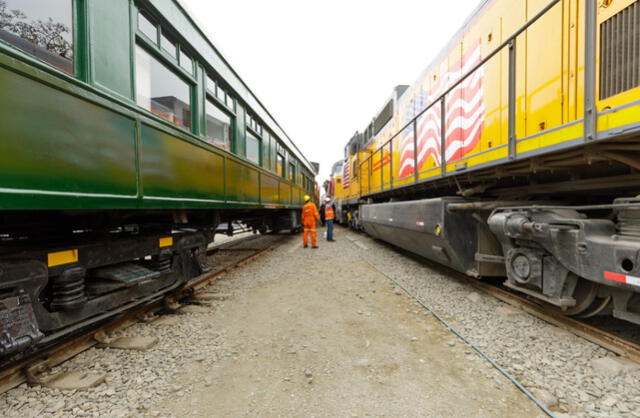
184,0,480,184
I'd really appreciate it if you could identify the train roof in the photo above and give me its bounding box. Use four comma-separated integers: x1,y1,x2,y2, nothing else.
152,0,316,174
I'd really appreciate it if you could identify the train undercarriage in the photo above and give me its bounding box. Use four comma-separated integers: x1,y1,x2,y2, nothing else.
0,209,300,362
337,141,640,326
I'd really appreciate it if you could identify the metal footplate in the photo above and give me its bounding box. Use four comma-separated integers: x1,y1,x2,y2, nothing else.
87,263,161,295
0,294,44,357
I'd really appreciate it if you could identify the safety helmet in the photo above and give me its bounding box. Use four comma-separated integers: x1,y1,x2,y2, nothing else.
304,195,311,202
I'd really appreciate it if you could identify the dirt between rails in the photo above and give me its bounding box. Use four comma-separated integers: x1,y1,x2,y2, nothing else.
151,228,544,418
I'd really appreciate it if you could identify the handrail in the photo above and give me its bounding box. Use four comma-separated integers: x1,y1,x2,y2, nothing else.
358,0,563,192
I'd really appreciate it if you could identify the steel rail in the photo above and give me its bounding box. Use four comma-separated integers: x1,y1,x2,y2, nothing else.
352,229,640,416
464,278,640,363
357,253,555,418
359,232,640,364
0,234,288,394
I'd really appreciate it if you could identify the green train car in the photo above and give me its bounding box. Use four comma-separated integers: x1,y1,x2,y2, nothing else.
0,0,316,360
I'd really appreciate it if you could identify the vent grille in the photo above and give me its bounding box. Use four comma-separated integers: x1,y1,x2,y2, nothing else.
373,100,394,135
600,1,640,100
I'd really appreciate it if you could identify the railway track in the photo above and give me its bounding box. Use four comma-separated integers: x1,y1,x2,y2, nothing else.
356,231,640,365
465,278,640,363
0,233,288,395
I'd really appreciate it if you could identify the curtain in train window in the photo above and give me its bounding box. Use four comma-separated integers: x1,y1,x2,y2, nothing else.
0,0,74,74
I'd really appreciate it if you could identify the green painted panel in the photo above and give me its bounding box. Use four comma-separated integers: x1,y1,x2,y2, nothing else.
260,174,279,204
279,182,291,205
89,0,133,99
0,67,137,207
225,159,259,203
140,124,224,202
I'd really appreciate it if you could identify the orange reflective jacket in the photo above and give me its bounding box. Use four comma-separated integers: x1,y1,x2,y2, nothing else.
325,206,335,220
302,202,319,224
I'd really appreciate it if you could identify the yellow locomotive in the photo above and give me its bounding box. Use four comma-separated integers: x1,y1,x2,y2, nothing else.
331,0,640,324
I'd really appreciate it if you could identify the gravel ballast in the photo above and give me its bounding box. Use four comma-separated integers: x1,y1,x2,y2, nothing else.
348,227,640,418
1,226,637,417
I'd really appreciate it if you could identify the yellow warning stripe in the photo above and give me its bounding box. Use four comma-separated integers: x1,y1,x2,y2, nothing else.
159,237,173,248
47,249,78,267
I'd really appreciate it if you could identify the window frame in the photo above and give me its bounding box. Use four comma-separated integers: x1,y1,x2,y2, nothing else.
245,130,262,166
205,73,235,113
204,96,234,151
0,0,77,76
137,11,158,44
276,153,285,178
288,162,296,183
160,30,177,58
134,42,194,132
179,47,193,74
134,9,197,132
135,9,195,82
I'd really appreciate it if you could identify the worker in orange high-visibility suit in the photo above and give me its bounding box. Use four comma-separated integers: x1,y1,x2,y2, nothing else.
301,195,320,248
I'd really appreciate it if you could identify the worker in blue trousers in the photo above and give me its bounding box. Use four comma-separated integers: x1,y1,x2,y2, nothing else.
324,198,336,242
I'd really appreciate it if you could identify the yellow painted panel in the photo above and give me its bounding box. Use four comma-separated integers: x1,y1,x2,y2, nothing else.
418,167,440,181
598,103,640,135
333,0,640,205
48,249,78,267
516,122,584,155
526,0,564,135
445,146,509,173
598,86,640,123
393,176,415,188
159,237,173,248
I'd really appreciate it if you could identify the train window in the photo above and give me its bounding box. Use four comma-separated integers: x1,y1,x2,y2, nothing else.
247,114,263,134
0,0,74,74
135,46,192,129
216,85,226,102
205,100,232,150
246,131,261,165
225,93,234,110
289,163,295,182
179,50,192,74
160,32,177,58
138,12,157,42
206,75,216,93
276,153,285,177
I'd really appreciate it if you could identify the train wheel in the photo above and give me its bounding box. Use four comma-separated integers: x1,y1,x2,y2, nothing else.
546,278,611,317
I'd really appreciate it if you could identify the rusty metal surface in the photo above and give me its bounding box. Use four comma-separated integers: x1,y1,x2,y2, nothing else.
0,295,43,357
